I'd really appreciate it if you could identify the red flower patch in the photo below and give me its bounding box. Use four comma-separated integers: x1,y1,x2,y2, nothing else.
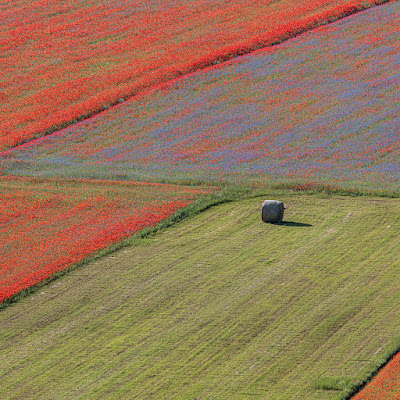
0,176,214,303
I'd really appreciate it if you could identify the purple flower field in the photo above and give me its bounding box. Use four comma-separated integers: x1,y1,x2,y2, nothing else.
1,1,399,194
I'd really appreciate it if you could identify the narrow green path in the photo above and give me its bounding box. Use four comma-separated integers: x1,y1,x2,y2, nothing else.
1,192,399,399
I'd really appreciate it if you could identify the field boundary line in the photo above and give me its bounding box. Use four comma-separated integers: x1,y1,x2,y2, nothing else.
345,337,400,399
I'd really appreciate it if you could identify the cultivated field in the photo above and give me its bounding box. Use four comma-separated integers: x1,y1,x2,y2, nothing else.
0,0,390,149
2,1,398,195
1,0,399,397
1,193,400,399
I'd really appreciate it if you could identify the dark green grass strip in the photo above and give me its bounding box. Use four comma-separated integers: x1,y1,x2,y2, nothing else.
345,340,400,399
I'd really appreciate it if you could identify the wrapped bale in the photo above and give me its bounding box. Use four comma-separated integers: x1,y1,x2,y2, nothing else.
261,200,284,223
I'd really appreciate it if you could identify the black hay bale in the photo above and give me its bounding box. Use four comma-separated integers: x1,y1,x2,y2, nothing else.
261,200,284,223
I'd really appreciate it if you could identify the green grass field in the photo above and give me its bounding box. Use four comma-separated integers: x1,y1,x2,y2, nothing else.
1,190,399,399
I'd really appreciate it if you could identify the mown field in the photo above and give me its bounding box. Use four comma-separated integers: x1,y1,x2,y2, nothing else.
2,1,398,195
0,0,390,149
1,192,400,399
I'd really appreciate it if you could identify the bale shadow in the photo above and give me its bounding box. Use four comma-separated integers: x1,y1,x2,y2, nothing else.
272,221,313,227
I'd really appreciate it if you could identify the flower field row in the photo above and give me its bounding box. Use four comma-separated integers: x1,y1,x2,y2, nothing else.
0,0,390,151
353,353,400,399
0,176,213,303
2,1,399,195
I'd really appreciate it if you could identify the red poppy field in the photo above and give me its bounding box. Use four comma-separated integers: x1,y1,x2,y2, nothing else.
0,0,390,150
0,176,212,303
354,352,400,399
